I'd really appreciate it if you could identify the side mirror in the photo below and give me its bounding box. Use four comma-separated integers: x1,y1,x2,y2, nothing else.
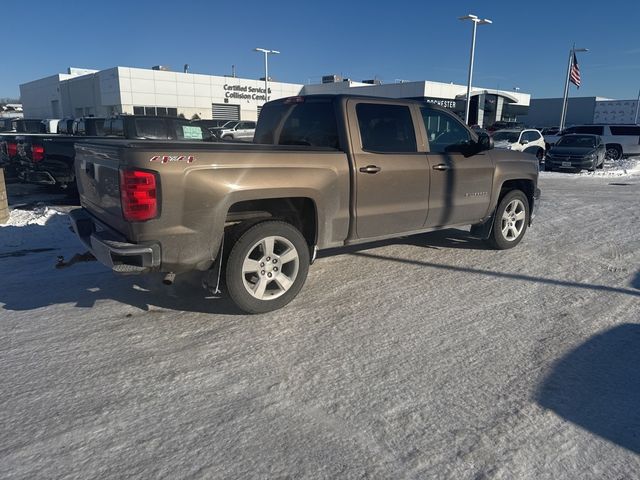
477,132,493,151
520,139,529,145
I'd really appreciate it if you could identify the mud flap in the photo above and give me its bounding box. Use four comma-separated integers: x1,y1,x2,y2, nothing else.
470,214,495,240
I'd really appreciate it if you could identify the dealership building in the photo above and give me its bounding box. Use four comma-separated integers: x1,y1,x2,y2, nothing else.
20,66,531,126
519,96,640,127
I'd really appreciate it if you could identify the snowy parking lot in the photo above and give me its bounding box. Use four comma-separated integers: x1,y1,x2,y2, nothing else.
1,161,639,479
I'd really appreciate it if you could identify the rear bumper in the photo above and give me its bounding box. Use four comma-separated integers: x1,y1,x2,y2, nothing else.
545,157,595,170
16,158,74,186
68,208,161,274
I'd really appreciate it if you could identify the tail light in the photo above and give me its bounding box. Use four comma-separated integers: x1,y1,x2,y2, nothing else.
120,169,159,222
7,142,17,157
32,144,45,162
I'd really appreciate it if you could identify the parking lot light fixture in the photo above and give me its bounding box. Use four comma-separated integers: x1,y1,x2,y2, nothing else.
254,48,280,106
459,14,492,125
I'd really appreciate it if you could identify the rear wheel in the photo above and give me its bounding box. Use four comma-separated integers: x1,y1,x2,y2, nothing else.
487,190,530,250
605,145,622,161
225,220,310,313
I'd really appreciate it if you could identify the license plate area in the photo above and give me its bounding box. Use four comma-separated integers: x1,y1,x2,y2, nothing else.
562,161,572,167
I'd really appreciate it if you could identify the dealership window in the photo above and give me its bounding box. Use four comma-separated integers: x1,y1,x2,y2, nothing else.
356,103,417,153
133,106,179,117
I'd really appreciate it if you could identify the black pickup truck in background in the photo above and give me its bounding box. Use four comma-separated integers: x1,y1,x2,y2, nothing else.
1,118,50,178
13,115,215,190
73,117,106,136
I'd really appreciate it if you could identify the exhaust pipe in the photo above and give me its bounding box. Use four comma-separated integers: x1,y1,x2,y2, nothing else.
163,272,176,285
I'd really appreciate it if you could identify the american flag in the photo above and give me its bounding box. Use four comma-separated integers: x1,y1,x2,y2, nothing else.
570,52,581,88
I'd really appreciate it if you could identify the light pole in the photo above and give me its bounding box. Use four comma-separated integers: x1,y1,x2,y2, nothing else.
559,45,587,131
254,48,280,105
459,14,492,125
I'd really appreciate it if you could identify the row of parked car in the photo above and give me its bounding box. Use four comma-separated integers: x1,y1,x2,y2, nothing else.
0,115,258,192
473,122,640,172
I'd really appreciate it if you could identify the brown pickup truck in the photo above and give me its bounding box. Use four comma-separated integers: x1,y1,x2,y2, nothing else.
69,94,540,313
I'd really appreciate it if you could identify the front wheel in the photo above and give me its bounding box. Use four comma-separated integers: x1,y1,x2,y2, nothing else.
225,221,310,313
486,190,530,250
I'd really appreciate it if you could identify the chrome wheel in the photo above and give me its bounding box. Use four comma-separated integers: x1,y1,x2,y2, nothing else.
500,199,526,242
241,235,300,300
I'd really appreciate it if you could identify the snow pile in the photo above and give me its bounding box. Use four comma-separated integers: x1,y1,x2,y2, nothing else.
2,206,63,228
0,206,71,250
542,156,640,178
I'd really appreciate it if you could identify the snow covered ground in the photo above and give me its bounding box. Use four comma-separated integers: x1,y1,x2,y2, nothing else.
1,162,639,479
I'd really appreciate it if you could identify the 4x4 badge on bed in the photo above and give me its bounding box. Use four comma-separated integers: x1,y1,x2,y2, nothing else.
149,155,195,164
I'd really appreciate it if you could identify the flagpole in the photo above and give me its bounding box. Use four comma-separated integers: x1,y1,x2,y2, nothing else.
634,88,640,124
559,45,574,131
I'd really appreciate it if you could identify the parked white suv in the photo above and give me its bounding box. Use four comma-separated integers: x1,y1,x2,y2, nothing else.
492,129,546,162
545,125,640,160
215,121,256,142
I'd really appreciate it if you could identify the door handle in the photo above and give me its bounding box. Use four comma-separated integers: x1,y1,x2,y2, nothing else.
359,165,382,174
432,164,451,171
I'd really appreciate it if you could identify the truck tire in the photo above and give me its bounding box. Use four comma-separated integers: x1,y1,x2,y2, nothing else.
225,220,310,313
486,190,529,250
222,134,233,141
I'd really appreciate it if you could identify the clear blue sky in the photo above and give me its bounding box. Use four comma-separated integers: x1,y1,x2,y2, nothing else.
2,0,639,100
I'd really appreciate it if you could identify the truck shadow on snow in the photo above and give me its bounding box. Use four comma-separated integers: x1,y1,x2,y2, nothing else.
536,324,640,454
318,228,489,259
0,264,242,315
0,218,242,315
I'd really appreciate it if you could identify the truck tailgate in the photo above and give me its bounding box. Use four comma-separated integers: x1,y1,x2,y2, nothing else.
75,142,131,236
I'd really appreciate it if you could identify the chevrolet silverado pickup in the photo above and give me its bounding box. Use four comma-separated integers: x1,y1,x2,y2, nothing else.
69,94,540,313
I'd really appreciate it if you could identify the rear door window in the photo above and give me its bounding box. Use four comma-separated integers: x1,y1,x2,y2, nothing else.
609,126,640,136
357,103,417,153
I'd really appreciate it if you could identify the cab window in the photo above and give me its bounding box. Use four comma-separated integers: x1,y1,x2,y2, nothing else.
421,108,471,153
356,103,417,153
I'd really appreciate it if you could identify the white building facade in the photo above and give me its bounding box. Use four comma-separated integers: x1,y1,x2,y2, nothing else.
20,67,531,126
21,67,304,121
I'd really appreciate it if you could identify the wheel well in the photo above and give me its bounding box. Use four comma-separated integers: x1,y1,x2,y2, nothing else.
499,180,534,209
605,143,622,151
226,197,317,245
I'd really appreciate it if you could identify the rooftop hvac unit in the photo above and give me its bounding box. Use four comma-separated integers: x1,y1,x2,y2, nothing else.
362,79,382,85
152,65,171,71
322,75,343,84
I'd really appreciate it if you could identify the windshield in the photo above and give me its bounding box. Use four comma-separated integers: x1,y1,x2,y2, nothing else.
493,131,519,143
220,121,237,129
556,135,597,148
